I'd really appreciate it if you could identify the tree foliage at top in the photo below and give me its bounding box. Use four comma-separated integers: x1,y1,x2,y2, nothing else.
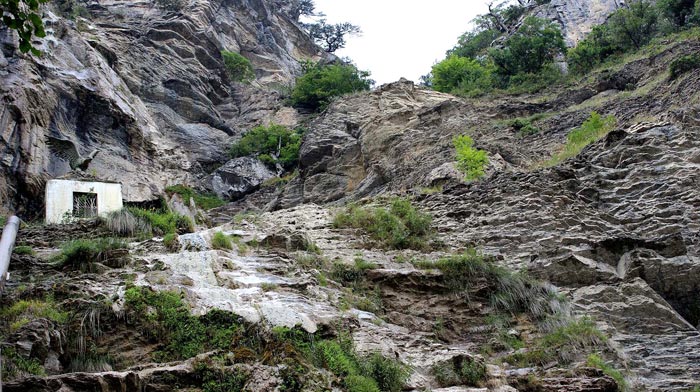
489,16,566,78
306,19,361,52
429,1,566,96
0,0,48,53
291,61,373,111
567,0,699,74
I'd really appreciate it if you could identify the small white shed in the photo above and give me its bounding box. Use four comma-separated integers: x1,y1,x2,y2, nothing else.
45,179,123,224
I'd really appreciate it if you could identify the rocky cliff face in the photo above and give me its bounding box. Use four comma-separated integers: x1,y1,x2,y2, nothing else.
2,1,700,392
537,0,625,45
0,0,325,215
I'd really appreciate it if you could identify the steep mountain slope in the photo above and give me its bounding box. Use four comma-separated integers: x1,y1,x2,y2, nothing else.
1,1,700,392
0,0,326,215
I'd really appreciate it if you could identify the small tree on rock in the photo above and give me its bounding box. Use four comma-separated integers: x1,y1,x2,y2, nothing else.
306,19,361,52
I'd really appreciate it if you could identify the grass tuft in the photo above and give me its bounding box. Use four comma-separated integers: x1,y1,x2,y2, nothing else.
165,185,226,210
587,353,627,391
545,112,616,167
211,231,233,250
12,245,34,255
333,198,432,250
53,238,129,271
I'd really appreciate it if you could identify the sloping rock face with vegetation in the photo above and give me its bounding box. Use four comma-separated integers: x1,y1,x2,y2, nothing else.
0,0,325,213
2,0,700,391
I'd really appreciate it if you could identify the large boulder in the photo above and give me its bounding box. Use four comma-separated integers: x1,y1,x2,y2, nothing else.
210,157,276,200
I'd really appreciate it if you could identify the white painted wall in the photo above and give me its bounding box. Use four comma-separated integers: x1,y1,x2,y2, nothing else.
45,180,123,224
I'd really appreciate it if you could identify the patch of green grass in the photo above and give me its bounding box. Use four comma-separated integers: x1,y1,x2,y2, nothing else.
414,250,568,320
165,185,226,210
454,135,488,181
418,184,444,195
0,297,70,332
587,353,627,391
53,238,129,271
330,258,377,285
333,198,432,250
545,112,616,167
505,317,607,366
163,233,178,251
212,231,233,250
12,245,34,255
128,207,194,235
506,112,553,136
103,208,153,238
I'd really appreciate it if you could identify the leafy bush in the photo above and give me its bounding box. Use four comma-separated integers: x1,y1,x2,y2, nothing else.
12,245,34,255
669,53,700,79
211,231,233,250
165,185,226,210
454,135,488,181
546,112,616,167
103,208,152,238
230,124,303,169
53,238,128,271
291,62,373,111
221,50,255,83
431,56,494,96
587,353,628,391
448,29,501,59
333,198,433,250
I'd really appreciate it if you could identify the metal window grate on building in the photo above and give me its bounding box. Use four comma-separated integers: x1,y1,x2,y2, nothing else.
72,192,98,218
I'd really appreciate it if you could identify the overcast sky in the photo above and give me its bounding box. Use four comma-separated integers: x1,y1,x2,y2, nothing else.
309,1,490,85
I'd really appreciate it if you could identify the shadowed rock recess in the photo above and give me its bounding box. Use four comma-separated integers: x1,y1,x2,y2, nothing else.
1,0,700,391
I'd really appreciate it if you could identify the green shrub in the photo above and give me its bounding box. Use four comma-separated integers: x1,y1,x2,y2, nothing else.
165,185,226,210
546,112,616,167
12,245,34,255
344,375,380,392
53,238,128,271
587,353,628,391
103,208,152,238
211,231,233,250
431,56,494,96
124,287,246,361
360,352,410,392
127,207,194,235
333,198,432,250
221,50,255,83
669,53,700,79
291,62,373,111
454,135,488,181
230,124,303,169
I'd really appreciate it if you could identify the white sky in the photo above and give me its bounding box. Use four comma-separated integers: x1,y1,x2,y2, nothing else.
310,0,491,85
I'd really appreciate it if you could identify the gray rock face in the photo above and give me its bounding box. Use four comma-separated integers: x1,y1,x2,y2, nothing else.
211,157,276,200
537,0,625,46
0,0,326,214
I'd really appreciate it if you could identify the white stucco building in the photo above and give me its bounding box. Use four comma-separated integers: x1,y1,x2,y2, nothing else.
45,179,123,224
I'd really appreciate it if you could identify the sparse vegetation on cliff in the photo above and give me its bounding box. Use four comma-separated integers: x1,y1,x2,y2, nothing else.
333,198,433,250
545,112,616,167
230,124,303,169
221,50,255,83
454,135,489,181
165,184,226,210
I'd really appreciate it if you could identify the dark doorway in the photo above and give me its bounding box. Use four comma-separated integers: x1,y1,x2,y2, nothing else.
73,192,98,218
